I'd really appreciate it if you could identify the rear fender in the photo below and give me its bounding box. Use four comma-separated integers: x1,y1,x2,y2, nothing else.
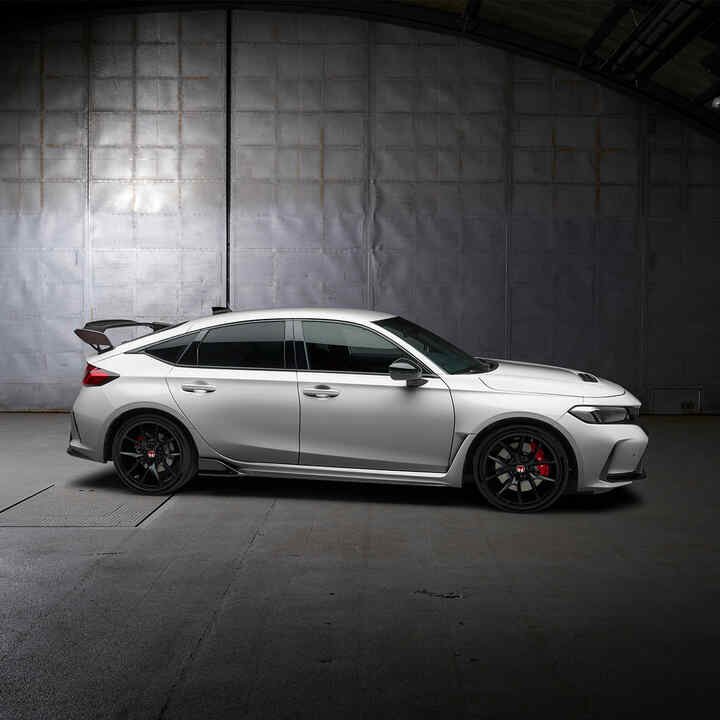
100,398,217,462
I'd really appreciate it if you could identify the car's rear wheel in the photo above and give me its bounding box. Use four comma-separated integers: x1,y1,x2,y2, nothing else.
472,425,568,512
112,414,196,494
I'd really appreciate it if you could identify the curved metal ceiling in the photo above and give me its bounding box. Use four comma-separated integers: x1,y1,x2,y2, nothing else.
4,0,720,138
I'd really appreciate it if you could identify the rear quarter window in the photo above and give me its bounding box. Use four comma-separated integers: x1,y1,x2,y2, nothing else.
144,332,199,365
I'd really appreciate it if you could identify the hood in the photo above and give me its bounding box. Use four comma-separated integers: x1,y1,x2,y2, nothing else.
478,360,625,398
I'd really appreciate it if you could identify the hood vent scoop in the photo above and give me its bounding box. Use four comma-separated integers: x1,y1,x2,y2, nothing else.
578,372,598,383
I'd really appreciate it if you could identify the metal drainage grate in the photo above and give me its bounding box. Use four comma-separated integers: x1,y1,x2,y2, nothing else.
0,485,173,527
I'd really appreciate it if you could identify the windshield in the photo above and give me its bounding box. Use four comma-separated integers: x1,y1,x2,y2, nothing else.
374,317,496,374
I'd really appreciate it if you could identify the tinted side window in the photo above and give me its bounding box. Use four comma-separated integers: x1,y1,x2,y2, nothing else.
179,338,201,367
145,332,198,364
302,321,405,373
198,321,285,369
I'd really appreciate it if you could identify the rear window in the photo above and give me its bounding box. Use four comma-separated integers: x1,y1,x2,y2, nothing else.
198,321,285,369
144,332,199,364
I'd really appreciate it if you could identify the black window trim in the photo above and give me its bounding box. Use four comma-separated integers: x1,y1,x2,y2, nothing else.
284,319,296,370
138,320,289,371
297,319,437,378
138,317,438,376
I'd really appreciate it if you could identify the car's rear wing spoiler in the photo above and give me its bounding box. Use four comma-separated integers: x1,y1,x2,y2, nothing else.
74,319,172,353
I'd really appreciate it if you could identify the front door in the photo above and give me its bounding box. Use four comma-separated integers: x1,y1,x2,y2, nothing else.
297,320,454,472
167,320,299,463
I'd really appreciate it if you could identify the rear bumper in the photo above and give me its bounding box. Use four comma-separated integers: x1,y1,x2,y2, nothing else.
67,441,101,462
67,409,104,463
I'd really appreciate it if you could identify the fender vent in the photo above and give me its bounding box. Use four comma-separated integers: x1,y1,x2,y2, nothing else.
578,372,598,383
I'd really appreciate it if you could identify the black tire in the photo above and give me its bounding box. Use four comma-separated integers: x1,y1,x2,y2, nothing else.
111,413,196,494
472,424,568,512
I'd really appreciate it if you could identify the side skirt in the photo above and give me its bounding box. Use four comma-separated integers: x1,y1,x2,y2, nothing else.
197,434,477,489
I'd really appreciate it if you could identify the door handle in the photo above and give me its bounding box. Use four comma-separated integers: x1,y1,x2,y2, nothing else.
181,383,216,393
303,385,340,398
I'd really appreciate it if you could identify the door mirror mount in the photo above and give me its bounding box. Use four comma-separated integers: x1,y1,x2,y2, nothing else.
389,358,427,387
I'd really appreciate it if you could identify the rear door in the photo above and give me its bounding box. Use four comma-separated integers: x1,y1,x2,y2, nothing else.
296,320,455,472
167,320,299,463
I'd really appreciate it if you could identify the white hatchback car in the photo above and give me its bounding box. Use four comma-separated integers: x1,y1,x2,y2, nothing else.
68,308,648,512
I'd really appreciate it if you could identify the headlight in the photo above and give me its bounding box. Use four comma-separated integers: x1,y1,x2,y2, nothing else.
569,406,635,424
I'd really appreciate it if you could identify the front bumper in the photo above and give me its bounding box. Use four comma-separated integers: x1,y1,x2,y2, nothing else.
605,448,647,483
557,412,648,493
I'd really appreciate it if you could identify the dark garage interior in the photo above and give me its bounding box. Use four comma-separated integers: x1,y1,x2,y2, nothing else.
1,0,719,717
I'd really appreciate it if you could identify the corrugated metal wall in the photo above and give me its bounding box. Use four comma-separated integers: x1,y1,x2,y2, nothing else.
1,19,88,410
89,11,226,326
1,10,718,411
230,12,369,310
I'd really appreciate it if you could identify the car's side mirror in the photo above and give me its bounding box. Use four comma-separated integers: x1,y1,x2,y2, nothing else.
389,358,427,387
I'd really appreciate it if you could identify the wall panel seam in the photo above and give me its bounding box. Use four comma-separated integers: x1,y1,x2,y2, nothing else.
225,8,232,307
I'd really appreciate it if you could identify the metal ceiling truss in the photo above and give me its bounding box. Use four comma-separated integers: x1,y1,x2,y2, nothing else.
598,0,700,75
635,1,720,83
579,1,634,69
3,0,720,138
461,0,483,34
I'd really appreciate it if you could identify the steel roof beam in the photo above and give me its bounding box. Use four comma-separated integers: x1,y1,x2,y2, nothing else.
622,0,703,75
578,1,632,68
636,2,720,84
599,0,674,73
461,0,483,33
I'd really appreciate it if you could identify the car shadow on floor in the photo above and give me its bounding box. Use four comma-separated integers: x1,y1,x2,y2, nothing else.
67,467,160,495
182,473,643,513
68,467,642,512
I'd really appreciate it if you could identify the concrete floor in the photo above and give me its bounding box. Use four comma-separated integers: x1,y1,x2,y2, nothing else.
0,414,717,719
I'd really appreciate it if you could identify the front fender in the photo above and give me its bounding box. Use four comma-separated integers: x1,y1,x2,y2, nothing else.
449,387,584,480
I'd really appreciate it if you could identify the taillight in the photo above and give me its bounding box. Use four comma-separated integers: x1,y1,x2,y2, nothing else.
82,364,118,387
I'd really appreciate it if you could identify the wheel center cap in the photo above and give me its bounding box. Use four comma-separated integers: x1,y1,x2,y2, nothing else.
516,464,526,474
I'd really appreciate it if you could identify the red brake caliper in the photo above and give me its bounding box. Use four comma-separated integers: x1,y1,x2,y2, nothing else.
530,441,550,477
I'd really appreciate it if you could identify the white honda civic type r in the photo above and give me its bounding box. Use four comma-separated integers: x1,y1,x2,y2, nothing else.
68,308,648,512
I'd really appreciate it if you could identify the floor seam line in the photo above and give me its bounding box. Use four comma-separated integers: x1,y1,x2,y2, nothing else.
134,494,175,527
156,497,278,720
0,484,55,515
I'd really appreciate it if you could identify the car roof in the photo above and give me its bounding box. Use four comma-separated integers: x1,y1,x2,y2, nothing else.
188,307,394,331
88,307,398,362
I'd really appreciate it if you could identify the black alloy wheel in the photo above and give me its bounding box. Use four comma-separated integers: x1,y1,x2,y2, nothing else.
112,414,196,494
473,425,568,512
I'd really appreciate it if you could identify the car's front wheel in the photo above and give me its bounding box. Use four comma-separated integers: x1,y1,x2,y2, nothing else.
112,414,197,494
472,425,569,512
